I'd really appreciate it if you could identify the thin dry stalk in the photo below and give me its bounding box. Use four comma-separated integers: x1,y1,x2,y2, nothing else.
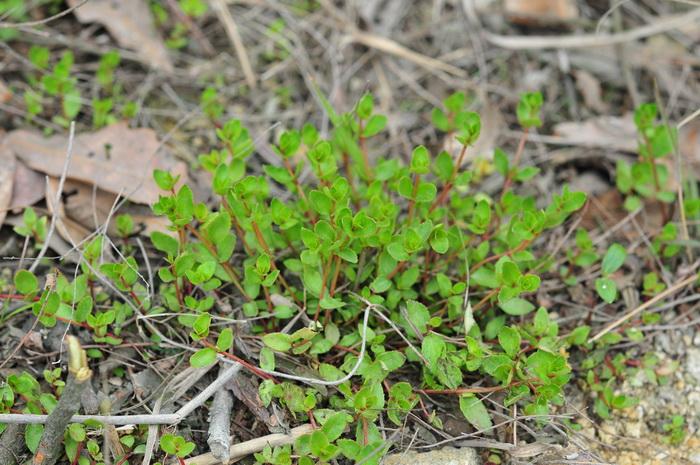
211,0,257,88
183,424,315,465
485,8,700,49
30,121,75,274
589,272,698,343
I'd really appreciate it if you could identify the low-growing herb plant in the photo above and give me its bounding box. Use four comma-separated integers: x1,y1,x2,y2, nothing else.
5,90,695,464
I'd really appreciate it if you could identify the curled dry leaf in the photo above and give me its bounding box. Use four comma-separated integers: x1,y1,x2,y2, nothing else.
10,161,45,211
0,142,16,228
573,69,608,113
0,79,11,103
553,114,637,152
68,0,173,73
48,178,172,243
504,0,578,26
46,178,92,245
6,123,187,205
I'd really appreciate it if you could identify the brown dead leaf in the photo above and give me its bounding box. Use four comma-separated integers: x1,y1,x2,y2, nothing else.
553,114,637,152
10,161,45,211
0,79,11,103
46,178,92,245
49,178,172,240
68,0,173,73
680,117,700,180
504,0,577,25
0,142,16,227
573,69,608,113
6,123,187,205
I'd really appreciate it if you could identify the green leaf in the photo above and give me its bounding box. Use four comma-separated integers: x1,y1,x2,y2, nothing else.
601,243,627,275
262,332,293,352
421,334,445,367
14,270,38,295
25,424,43,453
363,114,387,137
322,412,351,441
189,348,217,368
216,328,233,352
459,394,493,431
498,298,535,316
595,277,617,303
498,326,521,358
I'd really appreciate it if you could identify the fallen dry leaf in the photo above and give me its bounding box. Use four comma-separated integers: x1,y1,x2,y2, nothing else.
10,161,45,211
6,123,187,205
46,178,93,246
679,117,700,180
0,79,11,103
0,142,16,228
504,0,578,25
58,178,172,236
553,114,637,152
68,0,173,73
573,69,608,113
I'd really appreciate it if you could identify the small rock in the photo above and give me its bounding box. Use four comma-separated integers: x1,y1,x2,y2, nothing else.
689,452,700,464
687,348,700,383
382,447,480,465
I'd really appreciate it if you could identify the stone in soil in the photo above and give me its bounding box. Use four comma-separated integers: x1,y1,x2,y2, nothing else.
382,446,480,465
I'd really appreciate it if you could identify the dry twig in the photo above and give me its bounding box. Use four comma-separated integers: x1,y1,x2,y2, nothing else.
211,0,257,88
485,8,700,49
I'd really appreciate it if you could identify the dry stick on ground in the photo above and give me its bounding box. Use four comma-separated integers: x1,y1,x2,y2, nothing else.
29,120,75,274
346,30,466,78
207,366,234,463
0,0,88,27
485,8,700,49
0,423,26,465
182,424,315,465
589,272,699,343
211,0,256,89
0,364,242,426
33,336,92,465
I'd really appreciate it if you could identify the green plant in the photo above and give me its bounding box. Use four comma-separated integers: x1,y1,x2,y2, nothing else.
6,89,693,463
160,433,196,464
21,47,135,130
144,90,589,464
13,207,47,247
616,103,676,212
662,415,686,446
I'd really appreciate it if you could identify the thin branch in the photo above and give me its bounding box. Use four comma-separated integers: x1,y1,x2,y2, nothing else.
211,0,256,88
0,0,88,28
485,8,700,49
30,121,75,273
182,424,315,465
589,272,698,343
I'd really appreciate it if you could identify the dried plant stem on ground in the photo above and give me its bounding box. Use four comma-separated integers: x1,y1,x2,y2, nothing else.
589,271,699,343
485,8,700,49
29,121,75,274
33,336,92,465
0,423,27,465
183,424,315,465
207,368,234,462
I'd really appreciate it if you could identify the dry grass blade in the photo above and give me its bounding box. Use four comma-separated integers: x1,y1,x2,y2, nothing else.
211,0,257,88
347,30,466,78
588,272,698,343
485,8,700,49
182,424,315,465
